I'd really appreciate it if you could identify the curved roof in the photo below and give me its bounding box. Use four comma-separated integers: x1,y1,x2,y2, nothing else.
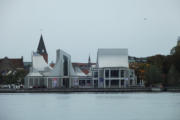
26,67,43,77
27,72,43,77
97,48,129,68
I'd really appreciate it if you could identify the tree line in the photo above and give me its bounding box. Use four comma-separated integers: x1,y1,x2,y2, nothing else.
140,46,180,87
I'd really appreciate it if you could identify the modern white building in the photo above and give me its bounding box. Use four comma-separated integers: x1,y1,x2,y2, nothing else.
25,49,93,88
92,49,137,88
24,35,137,88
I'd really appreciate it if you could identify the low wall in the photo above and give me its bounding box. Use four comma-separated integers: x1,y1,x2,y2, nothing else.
0,88,152,93
166,88,180,92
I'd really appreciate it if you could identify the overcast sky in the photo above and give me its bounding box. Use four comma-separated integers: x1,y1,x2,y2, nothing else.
0,0,180,63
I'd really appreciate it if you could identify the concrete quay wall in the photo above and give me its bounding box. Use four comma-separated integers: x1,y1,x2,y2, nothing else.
0,88,180,93
0,88,151,93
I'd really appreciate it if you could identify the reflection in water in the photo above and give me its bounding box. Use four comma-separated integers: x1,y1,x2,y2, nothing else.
0,93,180,120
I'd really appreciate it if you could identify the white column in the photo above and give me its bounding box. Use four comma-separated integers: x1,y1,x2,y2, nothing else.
104,69,106,88
38,78,40,87
46,78,48,88
109,80,111,88
119,80,121,88
69,77,71,88
85,80,87,87
78,79,79,88
98,70,100,88
33,78,34,87
60,78,62,88
27,78,29,88
109,69,111,88
51,78,53,88
104,80,106,88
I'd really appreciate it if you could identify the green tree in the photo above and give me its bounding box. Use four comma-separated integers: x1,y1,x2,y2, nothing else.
167,65,180,86
172,46,180,72
144,65,163,86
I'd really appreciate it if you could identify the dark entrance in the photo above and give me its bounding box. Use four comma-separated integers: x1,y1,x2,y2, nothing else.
94,80,98,88
111,80,119,88
63,55,68,76
63,78,69,88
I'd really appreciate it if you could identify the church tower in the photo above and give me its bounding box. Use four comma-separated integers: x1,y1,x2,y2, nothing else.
37,34,48,63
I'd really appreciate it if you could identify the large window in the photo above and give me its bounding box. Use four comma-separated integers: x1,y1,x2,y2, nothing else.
111,80,119,86
105,70,109,78
105,80,109,86
79,80,85,86
110,70,119,78
29,78,33,86
63,55,68,76
93,72,98,78
40,78,44,87
130,79,133,85
121,80,124,86
121,70,124,77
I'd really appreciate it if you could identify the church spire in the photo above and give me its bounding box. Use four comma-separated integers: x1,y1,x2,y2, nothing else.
37,34,47,54
88,55,91,68
37,34,48,63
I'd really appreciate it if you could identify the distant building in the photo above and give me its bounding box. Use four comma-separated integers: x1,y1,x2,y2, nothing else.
170,36,180,55
0,57,24,84
128,56,147,63
0,57,24,75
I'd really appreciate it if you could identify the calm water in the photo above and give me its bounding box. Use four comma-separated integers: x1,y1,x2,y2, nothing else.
0,93,180,120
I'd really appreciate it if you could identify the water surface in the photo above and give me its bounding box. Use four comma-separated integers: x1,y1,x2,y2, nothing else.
0,93,180,120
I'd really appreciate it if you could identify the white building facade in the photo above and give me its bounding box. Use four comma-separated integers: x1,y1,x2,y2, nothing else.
92,49,137,88
25,48,137,89
25,49,92,88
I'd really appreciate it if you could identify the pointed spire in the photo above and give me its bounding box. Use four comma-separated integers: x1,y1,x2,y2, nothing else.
88,54,91,68
37,34,47,54
36,34,48,63
88,55,91,63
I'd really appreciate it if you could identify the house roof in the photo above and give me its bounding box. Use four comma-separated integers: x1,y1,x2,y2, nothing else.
0,57,24,72
72,63,96,67
72,62,95,75
81,69,89,75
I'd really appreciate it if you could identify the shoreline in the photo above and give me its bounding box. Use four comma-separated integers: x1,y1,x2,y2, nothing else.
0,88,180,93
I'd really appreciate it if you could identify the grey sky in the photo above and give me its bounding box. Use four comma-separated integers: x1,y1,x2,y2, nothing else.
0,0,180,63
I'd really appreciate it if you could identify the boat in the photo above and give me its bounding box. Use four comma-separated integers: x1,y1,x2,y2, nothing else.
151,87,163,92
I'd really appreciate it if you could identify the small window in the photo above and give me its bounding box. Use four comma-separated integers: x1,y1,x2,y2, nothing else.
121,70,124,77
87,80,90,84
